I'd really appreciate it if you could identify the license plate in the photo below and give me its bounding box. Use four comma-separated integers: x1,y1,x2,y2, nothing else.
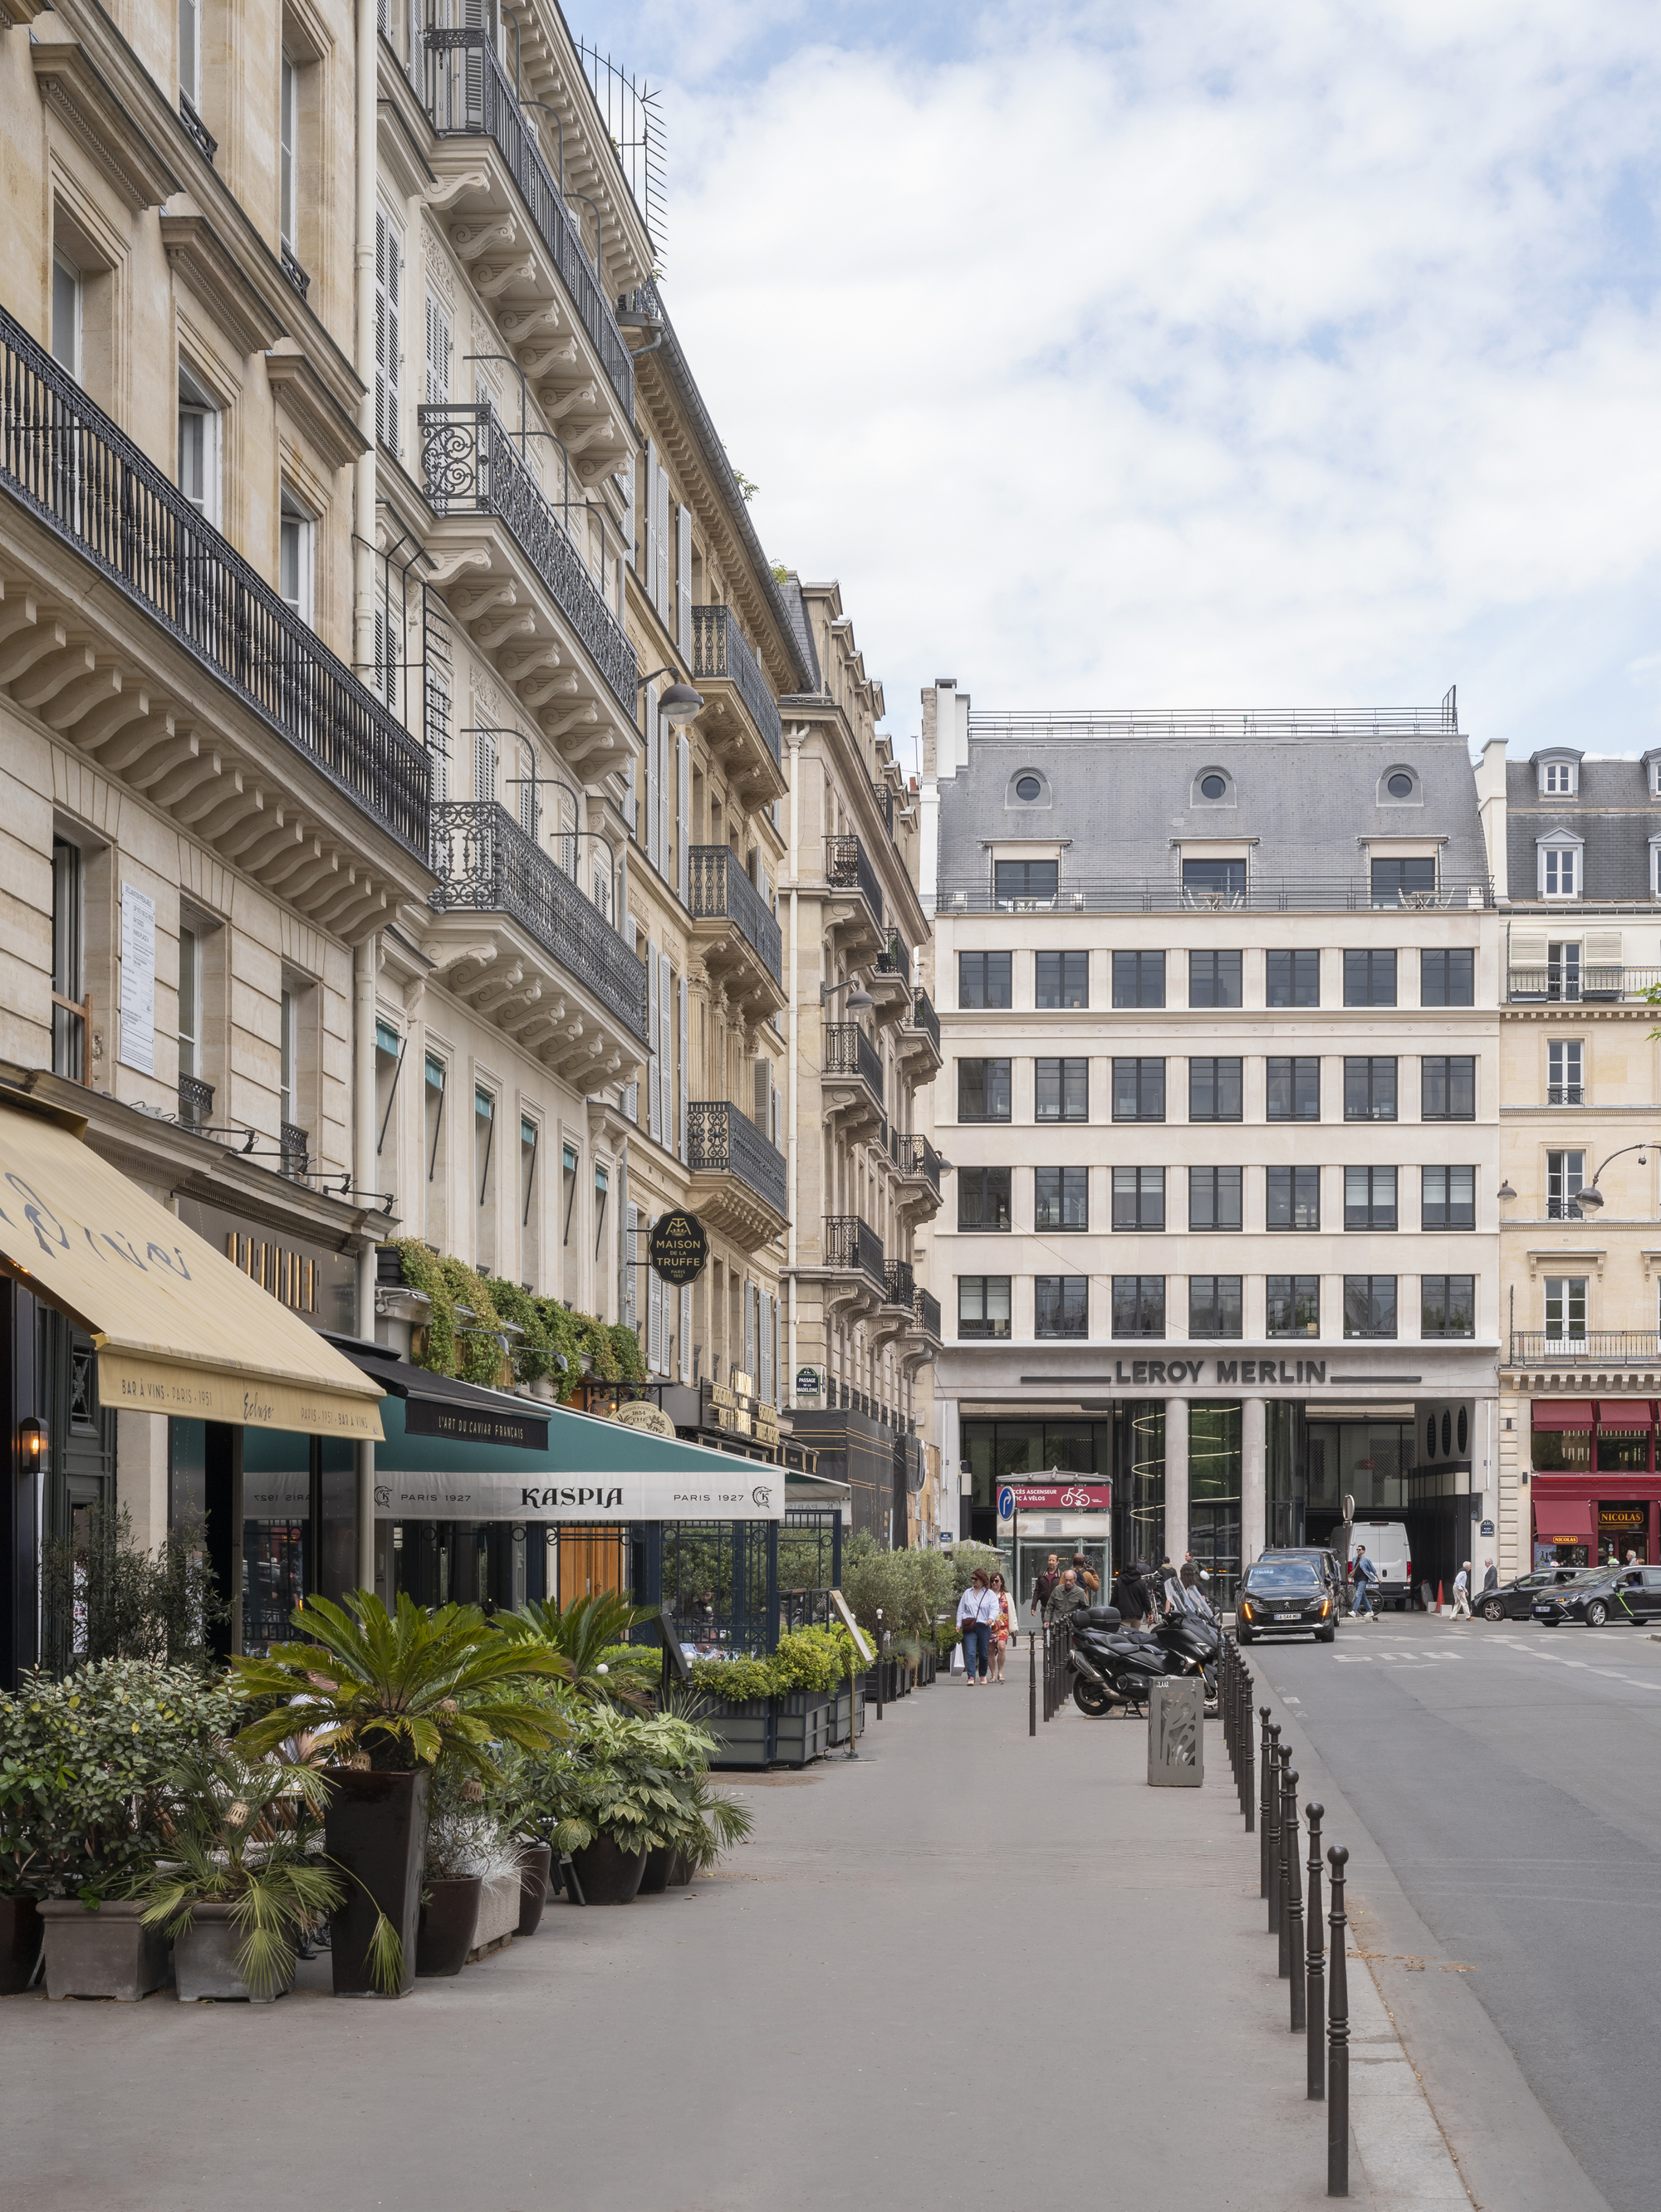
1533,1605,1554,1616
1274,1612,1298,1622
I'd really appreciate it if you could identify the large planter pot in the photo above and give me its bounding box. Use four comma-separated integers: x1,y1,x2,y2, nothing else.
516,1844,552,1936
698,1695,777,1769
174,1901,295,2003
38,1900,169,2001
775,1688,832,1768
0,1896,42,1995
322,1765,430,1999
569,1835,648,1906
827,1683,865,1747
466,1869,521,1960
639,1845,675,1894
668,1847,694,1887
416,1876,482,1978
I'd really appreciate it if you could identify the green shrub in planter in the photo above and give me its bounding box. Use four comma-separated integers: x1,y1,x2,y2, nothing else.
497,1593,658,1708
687,1652,777,1703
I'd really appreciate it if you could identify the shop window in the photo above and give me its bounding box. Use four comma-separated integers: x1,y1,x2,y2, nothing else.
1112,1276,1165,1338
1421,948,1474,1006
1188,950,1242,1008
958,1276,1011,1339
1112,1057,1165,1121
1113,951,1165,1008
1596,1428,1652,1475
1266,1165,1320,1231
958,1166,1012,1231
1112,1165,1164,1231
1267,950,1320,1007
1267,1055,1320,1121
959,950,1011,1009
1189,1055,1242,1121
1035,1057,1088,1121
1035,1276,1087,1338
1344,1056,1397,1121
958,1058,1011,1123
1188,1166,1242,1231
1035,1166,1088,1231
1267,1275,1320,1336
1344,948,1398,1006
1035,951,1088,1009
1530,1422,1589,1472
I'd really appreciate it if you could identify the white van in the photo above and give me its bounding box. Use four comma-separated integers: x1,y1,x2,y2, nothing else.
1350,1522,1412,1610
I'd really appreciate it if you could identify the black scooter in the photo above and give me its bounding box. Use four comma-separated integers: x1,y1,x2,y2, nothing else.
1066,1604,1219,1718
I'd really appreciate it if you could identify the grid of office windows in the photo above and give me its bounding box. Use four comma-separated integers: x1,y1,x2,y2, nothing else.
1422,1055,1475,1120
1035,1166,1088,1230
958,1058,1012,1122
1189,1056,1242,1121
1113,951,1165,1008
1189,950,1242,1008
1421,949,1474,1006
1345,1165,1398,1230
1422,1275,1476,1338
959,951,1012,1008
1266,1165,1320,1230
1344,1056,1397,1121
958,1276,1012,1338
1344,1275,1398,1338
1036,951,1088,1009
1421,1165,1475,1230
1267,950,1320,1007
1112,1165,1165,1231
1267,1275,1320,1336
1035,1275,1088,1338
1112,1058,1165,1120
1036,1057,1089,1121
1266,1056,1320,1121
1113,1275,1165,1338
1189,1275,1243,1338
958,1166,1011,1231
1189,1165,1242,1231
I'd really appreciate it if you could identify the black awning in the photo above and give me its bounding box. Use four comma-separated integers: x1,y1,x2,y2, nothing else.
321,1334,550,1451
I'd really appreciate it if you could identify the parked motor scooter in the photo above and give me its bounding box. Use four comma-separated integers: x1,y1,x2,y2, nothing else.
1066,1607,1212,1718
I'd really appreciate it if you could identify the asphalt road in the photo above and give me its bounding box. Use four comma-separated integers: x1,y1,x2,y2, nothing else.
1250,1608,1661,2212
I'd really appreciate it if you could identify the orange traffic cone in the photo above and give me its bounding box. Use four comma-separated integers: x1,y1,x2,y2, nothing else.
1437,1580,1445,1614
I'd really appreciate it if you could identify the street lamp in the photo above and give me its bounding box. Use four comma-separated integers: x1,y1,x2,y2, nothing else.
820,978,875,1011
1570,1143,1661,1211
637,668,704,724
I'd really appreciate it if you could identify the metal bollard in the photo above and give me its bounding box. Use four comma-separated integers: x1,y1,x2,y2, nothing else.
1267,1727,1283,1931
1242,1671,1254,1831
1258,1708,1273,1889
1278,1758,1296,1980
1029,1629,1036,1736
1328,1845,1350,2197
1306,1803,1325,2100
1286,1769,1305,2028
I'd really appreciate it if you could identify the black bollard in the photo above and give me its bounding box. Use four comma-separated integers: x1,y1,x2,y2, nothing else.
1328,1844,1350,2198
1258,1709,1273,1890
1306,1803,1325,2100
1267,1728,1283,1933
1278,1757,1296,1979
1286,1769,1305,2028
1028,1629,1036,1736
1242,1672,1255,1829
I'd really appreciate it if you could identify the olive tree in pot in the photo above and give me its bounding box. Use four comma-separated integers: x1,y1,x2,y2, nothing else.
233,1593,567,1997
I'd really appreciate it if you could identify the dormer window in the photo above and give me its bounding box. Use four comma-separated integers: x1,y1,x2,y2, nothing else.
1533,750,1581,797
1543,762,1574,794
1536,830,1583,899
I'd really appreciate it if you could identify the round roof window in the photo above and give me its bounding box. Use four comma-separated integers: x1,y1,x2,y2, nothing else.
1199,773,1227,800
1015,774,1041,801
1387,772,1414,798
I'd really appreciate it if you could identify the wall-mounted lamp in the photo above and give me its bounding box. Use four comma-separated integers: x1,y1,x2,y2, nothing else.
18,1417,47,1466
1497,1182,1516,1202
820,978,875,1011
637,668,705,725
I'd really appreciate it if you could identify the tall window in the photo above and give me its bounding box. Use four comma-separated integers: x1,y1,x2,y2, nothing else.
1344,1056,1397,1121
279,52,300,255
1035,1277,1088,1338
1344,948,1397,1006
1188,1056,1242,1121
179,0,201,110
1421,1165,1475,1231
1188,949,1242,1007
1266,1165,1320,1231
1112,1276,1165,1338
178,366,219,525
1541,844,1578,899
1370,858,1435,906
424,1053,447,1245
51,837,83,1081
958,1166,1011,1231
1547,942,1581,1001
1344,1165,1397,1231
1544,1275,1586,1343
1035,951,1088,1009
1188,1276,1242,1338
1112,1058,1165,1120
994,859,1056,907
1188,1166,1242,1231
1547,1041,1583,1105
1546,1151,1584,1220
1267,1276,1320,1337
958,1059,1011,1123
178,922,202,1079
474,1087,497,1268
1182,858,1245,901
959,950,1011,1008
1267,950,1320,1007
958,1276,1011,1339
1112,1166,1164,1231
1422,1055,1475,1120
1035,1166,1088,1230
1035,1057,1088,1122
1112,951,1165,1008
1421,948,1474,1007
1267,1056,1320,1121
1422,1276,1475,1338
473,724,497,802
1343,1276,1397,1338
51,255,81,375
278,490,314,624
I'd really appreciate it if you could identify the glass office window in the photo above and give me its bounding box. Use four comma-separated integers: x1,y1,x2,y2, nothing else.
1036,951,1088,1008
1266,1165,1320,1231
1266,1056,1320,1121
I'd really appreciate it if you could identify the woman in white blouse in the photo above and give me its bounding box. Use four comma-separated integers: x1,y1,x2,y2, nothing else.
956,1570,998,1686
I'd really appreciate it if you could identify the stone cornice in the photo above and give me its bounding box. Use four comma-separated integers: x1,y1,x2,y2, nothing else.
31,41,180,211
264,341,368,472
161,209,287,356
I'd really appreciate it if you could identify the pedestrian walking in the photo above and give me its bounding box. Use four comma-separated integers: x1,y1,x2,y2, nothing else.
957,1569,997,1686
1482,1560,1499,1594
988,1572,1017,1683
1046,1567,1089,1629
1071,1549,1100,1595
1030,1552,1061,1619
1351,1545,1379,1619
1453,1561,1472,1618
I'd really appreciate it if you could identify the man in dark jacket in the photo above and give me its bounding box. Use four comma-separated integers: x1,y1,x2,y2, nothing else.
1030,1552,1061,1620
1046,1568,1089,1629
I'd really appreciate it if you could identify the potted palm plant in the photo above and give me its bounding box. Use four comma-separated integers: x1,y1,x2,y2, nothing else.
232,1593,568,1997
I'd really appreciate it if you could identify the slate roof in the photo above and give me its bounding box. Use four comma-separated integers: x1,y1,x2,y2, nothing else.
776,571,822,694
1506,759,1661,904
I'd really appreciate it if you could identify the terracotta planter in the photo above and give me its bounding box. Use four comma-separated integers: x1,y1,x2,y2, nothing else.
639,1845,675,1894
516,1844,552,1936
322,1765,430,1998
0,1895,42,1995
416,1875,482,1978
569,1835,647,1905
174,1901,295,2002
39,1900,169,2001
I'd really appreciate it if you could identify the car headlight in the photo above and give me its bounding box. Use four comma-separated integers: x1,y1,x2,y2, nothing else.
1240,1600,1256,1620
1317,1597,1330,1617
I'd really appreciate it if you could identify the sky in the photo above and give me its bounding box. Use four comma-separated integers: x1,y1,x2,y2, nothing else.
578,1,1661,770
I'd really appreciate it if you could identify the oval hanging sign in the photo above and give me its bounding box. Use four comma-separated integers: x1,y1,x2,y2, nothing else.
649,1208,709,1285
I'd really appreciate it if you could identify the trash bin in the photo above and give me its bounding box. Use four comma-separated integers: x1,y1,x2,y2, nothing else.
1147,1677,1203,1788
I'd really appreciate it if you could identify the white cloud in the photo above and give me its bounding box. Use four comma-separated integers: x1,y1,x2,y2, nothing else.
589,0,1661,751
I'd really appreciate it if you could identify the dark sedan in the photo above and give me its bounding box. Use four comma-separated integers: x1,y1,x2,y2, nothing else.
1237,1559,1337,1644
1475,1565,1586,1622
1532,1565,1661,1627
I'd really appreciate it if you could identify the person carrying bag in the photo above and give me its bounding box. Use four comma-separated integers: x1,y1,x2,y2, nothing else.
956,1570,997,1687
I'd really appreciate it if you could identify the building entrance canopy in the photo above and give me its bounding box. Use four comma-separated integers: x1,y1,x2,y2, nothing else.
0,1089,383,1437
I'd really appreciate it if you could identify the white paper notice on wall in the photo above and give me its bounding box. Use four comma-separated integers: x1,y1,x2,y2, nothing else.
119,883,156,1076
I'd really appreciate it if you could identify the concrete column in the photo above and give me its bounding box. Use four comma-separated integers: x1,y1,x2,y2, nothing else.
937,1396,961,1538
1242,1396,1267,1568
1164,1395,1189,1563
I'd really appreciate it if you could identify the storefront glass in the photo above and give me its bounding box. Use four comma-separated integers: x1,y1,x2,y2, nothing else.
1596,1429,1652,1474
1189,1401,1242,1602
1267,1402,1306,1548
1532,1427,1590,1471
1598,1502,1649,1562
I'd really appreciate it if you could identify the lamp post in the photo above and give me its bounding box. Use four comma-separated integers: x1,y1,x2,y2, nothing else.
1567,1143,1661,1213
636,668,704,725
819,978,875,1012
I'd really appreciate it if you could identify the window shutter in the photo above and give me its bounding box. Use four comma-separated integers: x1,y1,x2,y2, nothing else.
424,294,450,406
753,1055,770,1129
648,1260,664,1374
1508,928,1548,967
677,732,690,903
679,1285,692,1384
643,682,659,871
655,466,670,619
1584,928,1624,967
677,974,688,1162
620,459,636,575
676,502,693,658
473,725,497,802
761,1291,774,1405
623,1201,638,1327
622,1079,638,1123
659,953,673,1149
623,756,637,837
744,1282,757,1381
375,210,400,456
643,438,659,603
646,943,661,1142
659,723,670,879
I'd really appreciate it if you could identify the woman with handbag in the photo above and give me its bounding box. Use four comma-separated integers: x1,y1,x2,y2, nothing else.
956,1569,997,1686
988,1572,1017,1682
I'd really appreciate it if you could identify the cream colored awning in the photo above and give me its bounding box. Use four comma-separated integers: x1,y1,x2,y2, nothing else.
0,1089,383,1438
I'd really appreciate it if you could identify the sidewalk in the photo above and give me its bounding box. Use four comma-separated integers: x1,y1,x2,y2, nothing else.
2,1667,1467,2212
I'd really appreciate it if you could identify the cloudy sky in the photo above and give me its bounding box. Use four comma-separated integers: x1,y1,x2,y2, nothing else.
581,1,1661,768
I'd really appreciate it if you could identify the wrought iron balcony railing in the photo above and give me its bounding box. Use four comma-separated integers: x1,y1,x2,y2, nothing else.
1509,1332,1661,1364
891,1131,942,1192
824,1214,884,1292
687,1101,786,1216
824,1023,884,1103
419,402,635,712
280,1123,309,1180
914,1286,942,1338
280,242,310,301
422,30,634,416
686,846,782,981
0,305,430,857
1508,966,1661,1004
429,800,649,1040
884,1258,914,1309
825,834,884,924
178,1074,214,1129
873,927,908,977
690,605,782,765
905,987,941,1050
179,93,217,164
869,776,894,834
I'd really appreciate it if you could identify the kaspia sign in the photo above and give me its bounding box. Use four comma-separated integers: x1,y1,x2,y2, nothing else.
649,1207,708,1286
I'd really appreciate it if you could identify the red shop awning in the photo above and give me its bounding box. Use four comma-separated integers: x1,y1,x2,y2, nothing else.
1531,1401,1595,1430
1532,1498,1595,1539
1597,1401,1656,1424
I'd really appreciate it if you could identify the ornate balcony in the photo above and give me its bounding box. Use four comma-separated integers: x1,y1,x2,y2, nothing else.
428,800,648,1084
896,986,943,1079
914,1287,942,1340
177,1074,214,1129
690,605,785,803
686,1100,787,1250
823,834,885,962
822,1022,884,1139
883,1258,914,1309
806,1214,885,1324
891,1130,943,1224
686,845,785,1019
867,927,912,1022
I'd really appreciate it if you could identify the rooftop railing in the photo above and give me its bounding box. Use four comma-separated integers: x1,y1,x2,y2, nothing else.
690,605,782,765
1508,1333,1661,1365
967,702,1459,740
826,834,884,923
0,305,429,858
939,875,1494,914
686,845,782,982
687,1100,787,1217
1508,965,1661,1003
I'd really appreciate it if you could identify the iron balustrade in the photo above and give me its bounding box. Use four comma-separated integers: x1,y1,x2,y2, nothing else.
429,799,649,1040
178,1074,214,1128
869,776,894,834
690,605,782,765
939,875,1495,913
179,93,218,164
823,1213,885,1292
825,834,884,923
824,1023,884,1103
0,305,430,857
686,1100,787,1216
1508,964,1661,1002
873,927,908,977
686,845,782,981
891,1130,942,1191
422,30,634,416
419,401,635,712
914,1285,942,1338
884,1258,914,1308
280,1123,309,1179
280,242,311,301
1509,1331,1661,1363
906,987,941,1050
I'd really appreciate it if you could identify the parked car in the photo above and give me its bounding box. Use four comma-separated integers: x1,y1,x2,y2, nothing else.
1475,1566,1585,1622
1259,1547,1345,1608
1349,1521,1412,1610
1532,1564,1661,1627
1237,1556,1338,1644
